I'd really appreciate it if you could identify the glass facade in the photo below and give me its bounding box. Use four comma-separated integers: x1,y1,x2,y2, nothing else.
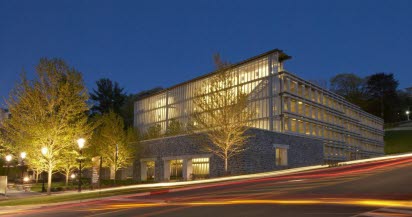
135,50,384,162
281,72,384,161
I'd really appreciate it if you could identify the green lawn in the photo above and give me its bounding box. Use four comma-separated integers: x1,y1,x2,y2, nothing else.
30,182,70,193
384,130,412,154
0,185,174,206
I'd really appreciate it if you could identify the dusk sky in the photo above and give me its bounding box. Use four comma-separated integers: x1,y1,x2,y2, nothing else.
1,0,411,106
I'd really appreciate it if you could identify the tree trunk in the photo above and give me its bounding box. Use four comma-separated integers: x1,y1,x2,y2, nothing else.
224,158,228,175
110,165,115,180
98,156,103,189
65,171,69,187
47,167,52,195
35,170,40,183
224,150,228,175
34,170,37,183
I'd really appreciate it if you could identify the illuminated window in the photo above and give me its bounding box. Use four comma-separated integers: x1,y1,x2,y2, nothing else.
284,118,289,131
275,147,288,166
170,159,183,180
305,122,310,135
192,158,209,178
298,85,303,96
291,119,297,132
305,104,310,117
146,161,155,180
291,100,297,113
298,102,303,114
298,120,304,133
290,81,297,93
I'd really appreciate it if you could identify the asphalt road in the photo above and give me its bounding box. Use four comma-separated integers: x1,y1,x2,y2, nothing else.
4,157,412,217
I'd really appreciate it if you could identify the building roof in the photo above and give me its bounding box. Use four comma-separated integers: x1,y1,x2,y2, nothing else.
137,49,291,100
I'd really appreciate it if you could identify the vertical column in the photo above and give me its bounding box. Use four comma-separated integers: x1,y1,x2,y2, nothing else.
309,104,313,119
268,56,274,131
287,117,291,132
301,85,305,98
287,98,292,113
165,91,169,133
163,160,170,181
182,159,193,181
287,78,291,92
140,161,147,181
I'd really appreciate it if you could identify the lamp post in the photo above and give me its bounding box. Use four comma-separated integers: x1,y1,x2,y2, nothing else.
41,147,48,193
406,110,410,121
70,174,76,187
77,138,85,192
20,152,26,182
5,155,12,179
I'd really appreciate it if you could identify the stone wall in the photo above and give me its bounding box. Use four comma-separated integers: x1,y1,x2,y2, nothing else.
133,128,324,181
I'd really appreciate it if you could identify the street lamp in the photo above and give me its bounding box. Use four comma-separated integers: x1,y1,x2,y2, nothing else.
77,138,85,192
406,110,410,121
20,152,26,181
41,147,48,192
5,154,12,178
41,147,48,156
70,174,76,187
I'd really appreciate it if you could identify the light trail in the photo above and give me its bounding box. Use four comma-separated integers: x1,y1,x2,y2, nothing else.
86,198,412,211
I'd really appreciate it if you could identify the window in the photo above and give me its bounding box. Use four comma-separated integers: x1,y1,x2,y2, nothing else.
298,102,303,114
170,159,183,180
291,119,297,132
192,158,209,178
298,120,304,133
305,122,310,135
275,147,288,166
291,100,297,113
290,81,297,93
144,161,155,180
298,85,303,96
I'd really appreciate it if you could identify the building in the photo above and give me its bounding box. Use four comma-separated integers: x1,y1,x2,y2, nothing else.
133,49,384,182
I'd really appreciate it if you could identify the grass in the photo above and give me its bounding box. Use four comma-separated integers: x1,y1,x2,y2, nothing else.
0,185,175,207
30,182,70,193
384,130,412,154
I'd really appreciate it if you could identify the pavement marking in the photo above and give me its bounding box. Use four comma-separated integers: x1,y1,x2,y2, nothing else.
353,207,412,217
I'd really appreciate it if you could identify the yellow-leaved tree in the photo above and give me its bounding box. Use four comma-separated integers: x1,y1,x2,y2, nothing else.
89,111,137,184
192,56,254,174
1,58,92,194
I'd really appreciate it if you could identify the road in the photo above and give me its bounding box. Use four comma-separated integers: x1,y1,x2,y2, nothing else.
3,156,412,217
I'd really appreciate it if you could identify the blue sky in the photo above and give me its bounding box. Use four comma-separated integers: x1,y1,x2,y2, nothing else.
1,0,411,105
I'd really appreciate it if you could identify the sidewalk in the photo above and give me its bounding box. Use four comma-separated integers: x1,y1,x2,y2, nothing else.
1,189,43,200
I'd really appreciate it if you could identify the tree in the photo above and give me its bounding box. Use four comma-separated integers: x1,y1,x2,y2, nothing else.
329,73,368,109
165,119,184,136
145,124,162,139
90,111,137,182
191,56,254,174
365,73,399,121
57,150,78,187
90,78,127,115
2,58,92,195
